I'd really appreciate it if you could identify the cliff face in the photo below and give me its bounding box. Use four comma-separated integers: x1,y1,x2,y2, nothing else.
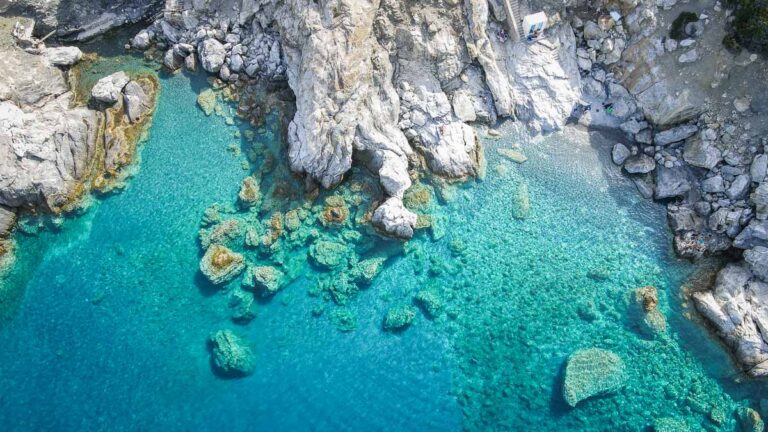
146,0,582,237
0,0,163,40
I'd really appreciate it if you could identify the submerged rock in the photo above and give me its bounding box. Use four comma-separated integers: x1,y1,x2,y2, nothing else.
497,148,528,164
200,245,245,285
209,330,255,377
243,265,285,295
237,177,261,209
562,348,626,407
309,240,350,269
196,89,217,116
414,290,443,318
383,305,417,331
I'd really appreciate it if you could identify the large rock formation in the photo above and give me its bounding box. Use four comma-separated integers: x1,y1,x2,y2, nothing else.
139,0,584,239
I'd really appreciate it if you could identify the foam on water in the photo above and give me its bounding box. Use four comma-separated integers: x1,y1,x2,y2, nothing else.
0,54,763,431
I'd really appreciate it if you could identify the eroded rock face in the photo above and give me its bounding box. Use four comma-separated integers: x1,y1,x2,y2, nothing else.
693,264,768,376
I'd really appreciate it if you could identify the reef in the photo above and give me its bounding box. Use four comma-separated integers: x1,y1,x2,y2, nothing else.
383,305,417,331
208,329,256,377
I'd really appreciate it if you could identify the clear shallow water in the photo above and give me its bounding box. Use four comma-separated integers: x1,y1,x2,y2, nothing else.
0,55,762,430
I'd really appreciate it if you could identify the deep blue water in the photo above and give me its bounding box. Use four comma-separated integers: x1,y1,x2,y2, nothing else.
0,59,763,431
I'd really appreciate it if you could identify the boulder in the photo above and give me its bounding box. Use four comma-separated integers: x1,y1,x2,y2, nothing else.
122,80,152,123
372,197,417,239
745,246,768,281
624,154,655,174
198,38,226,73
91,71,129,104
611,143,631,165
44,46,83,67
701,175,725,193
562,348,626,407
209,330,255,377
163,48,183,71
655,166,691,199
683,138,721,169
199,245,245,285
131,29,152,50
752,183,768,220
196,89,217,116
734,220,768,249
751,154,768,183
726,174,751,200
678,49,699,63
655,124,698,146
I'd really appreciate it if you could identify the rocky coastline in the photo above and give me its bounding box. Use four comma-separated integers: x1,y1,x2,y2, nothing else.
3,0,768,380
0,16,159,274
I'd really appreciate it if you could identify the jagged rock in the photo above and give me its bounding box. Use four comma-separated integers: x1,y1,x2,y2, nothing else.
0,206,17,238
44,46,83,67
131,29,152,50
123,80,152,123
745,246,768,281
726,174,751,200
683,137,722,169
372,197,417,240
624,154,655,174
612,144,631,165
91,71,130,104
655,124,698,146
693,264,768,376
209,330,255,377
655,166,691,199
751,155,768,183
562,348,626,407
163,48,183,71
200,245,245,285
734,220,768,249
198,38,226,73
702,176,726,193
752,183,768,220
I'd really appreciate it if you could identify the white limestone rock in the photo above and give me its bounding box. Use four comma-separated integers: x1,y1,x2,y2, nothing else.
372,197,418,240
91,71,129,104
198,38,226,73
44,46,83,67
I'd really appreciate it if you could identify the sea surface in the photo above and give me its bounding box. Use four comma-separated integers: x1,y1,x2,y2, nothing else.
0,50,764,431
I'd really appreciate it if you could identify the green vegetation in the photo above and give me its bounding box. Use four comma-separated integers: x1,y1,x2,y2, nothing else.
731,0,768,54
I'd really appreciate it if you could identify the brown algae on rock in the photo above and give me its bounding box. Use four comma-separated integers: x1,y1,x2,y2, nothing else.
200,245,245,285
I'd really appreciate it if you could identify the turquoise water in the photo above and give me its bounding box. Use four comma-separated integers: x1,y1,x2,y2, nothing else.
0,57,763,430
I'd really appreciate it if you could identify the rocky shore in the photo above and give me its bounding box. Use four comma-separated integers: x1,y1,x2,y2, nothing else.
3,0,768,380
0,17,158,272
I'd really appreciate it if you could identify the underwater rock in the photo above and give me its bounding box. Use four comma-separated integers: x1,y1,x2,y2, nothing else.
330,308,357,332
199,218,242,249
372,197,417,240
321,196,349,226
403,184,433,212
229,289,256,324
199,245,245,285
243,265,285,295
350,257,386,285
414,290,443,318
633,285,667,335
497,148,528,164
196,89,217,116
237,176,261,209
736,407,765,432
511,182,530,219
91,71,129,104
653,417,691,432
562,348,626,407
309,240,350,269
383,305,417,331
208,330,255,377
